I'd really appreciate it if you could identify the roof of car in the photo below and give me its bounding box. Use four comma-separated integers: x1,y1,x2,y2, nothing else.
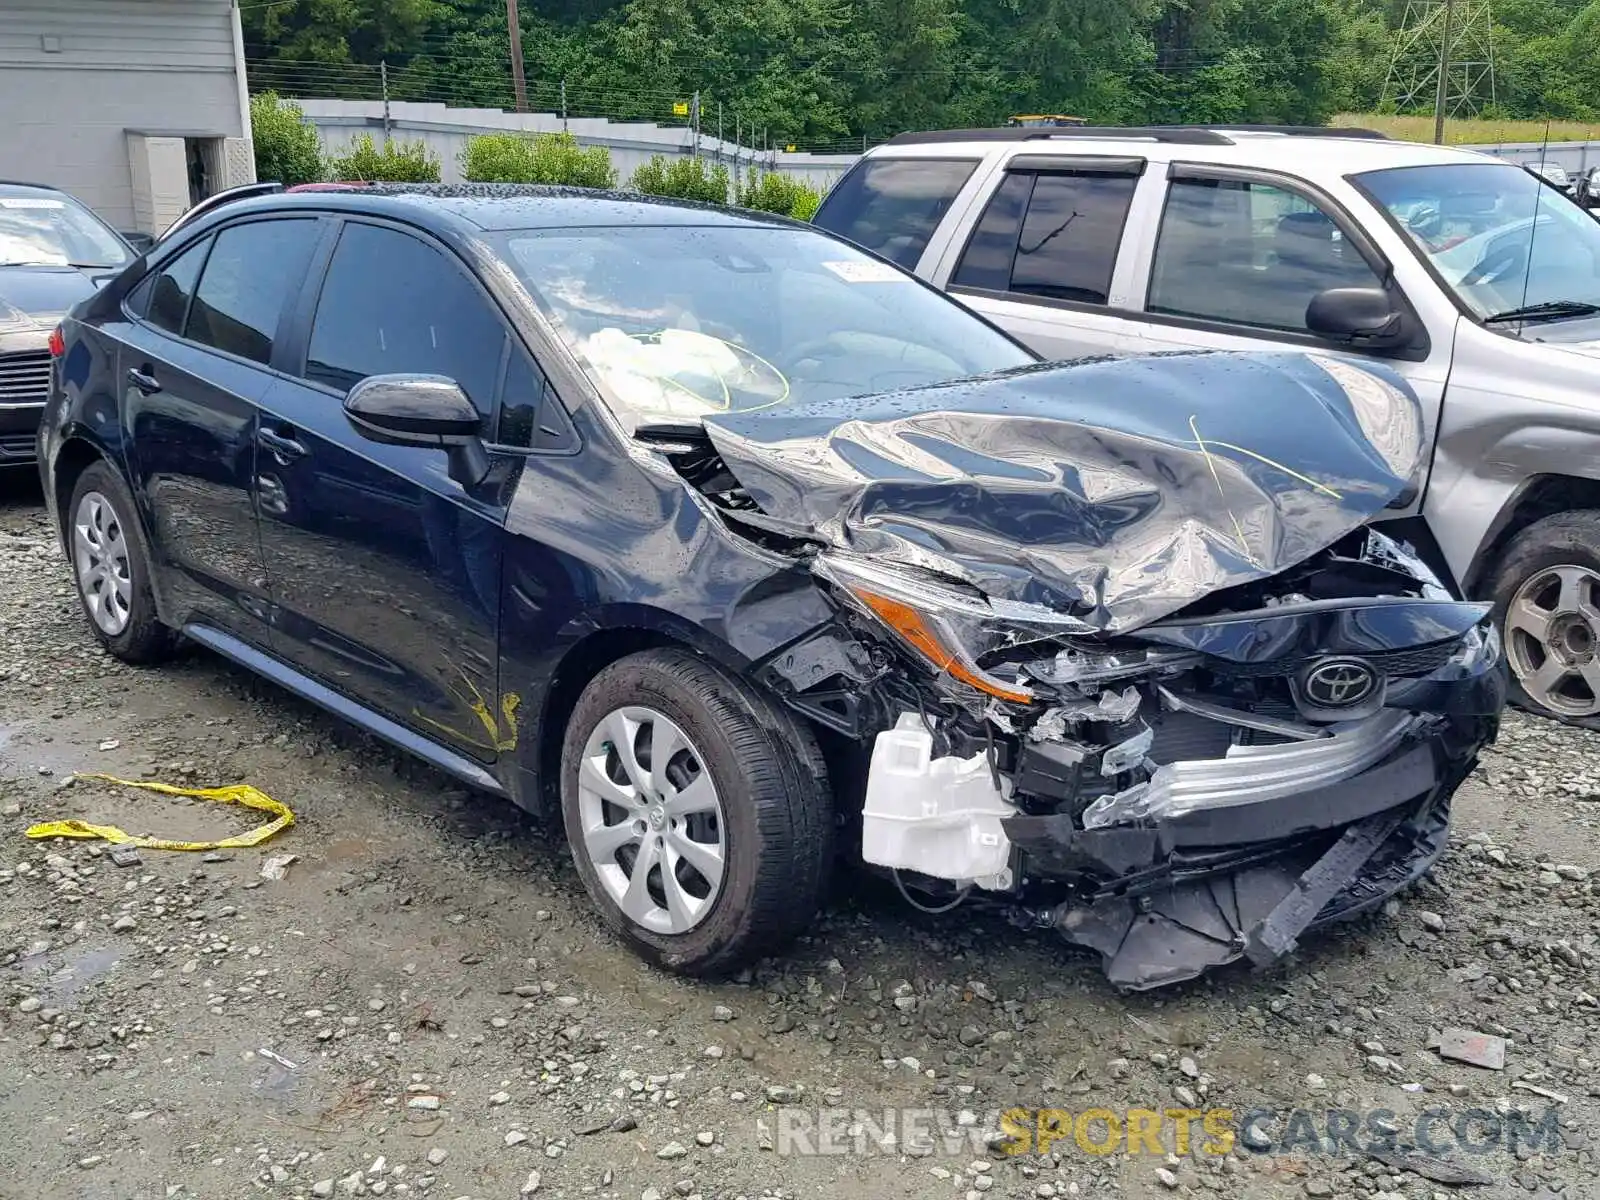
250,182,798,234
0,181,73,196
868,127,1500,174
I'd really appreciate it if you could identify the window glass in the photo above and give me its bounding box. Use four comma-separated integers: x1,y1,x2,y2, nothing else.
497,225,1034,435
812,158,978,269
497,351,552,449
144,239,209,336
1356,161,1600,320
952,172,1033,292
1148,178,1383,332
0,188,132,270
186,220,318,364
306,222,506,414
1010,173,1137,304
953,171,1136,304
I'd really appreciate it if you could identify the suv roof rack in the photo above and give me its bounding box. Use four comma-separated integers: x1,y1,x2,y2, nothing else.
1214,125,1390,139
883,127,1235,146
881,124,1392,148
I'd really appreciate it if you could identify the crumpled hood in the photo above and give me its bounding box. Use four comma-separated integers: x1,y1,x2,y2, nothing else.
702,350,1421,633
0,265,101,331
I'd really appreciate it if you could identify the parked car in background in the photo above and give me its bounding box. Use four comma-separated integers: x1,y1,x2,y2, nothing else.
1524,160,1575,196
815,125,1600,726
37,183,1501,990
1576,166,1600,210
0,181,139,468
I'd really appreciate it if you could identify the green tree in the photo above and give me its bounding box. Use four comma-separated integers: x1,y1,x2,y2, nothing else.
461,132,618,186
328,134,441,182
630,156,731,203
250,93,325,186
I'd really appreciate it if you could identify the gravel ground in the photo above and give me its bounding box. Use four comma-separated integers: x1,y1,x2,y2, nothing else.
2,472,1599,1200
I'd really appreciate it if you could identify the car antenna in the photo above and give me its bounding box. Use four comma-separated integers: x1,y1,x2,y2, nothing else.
1518,117,1553,317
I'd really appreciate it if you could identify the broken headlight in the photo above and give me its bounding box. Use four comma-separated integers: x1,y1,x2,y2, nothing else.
813,554,1092,705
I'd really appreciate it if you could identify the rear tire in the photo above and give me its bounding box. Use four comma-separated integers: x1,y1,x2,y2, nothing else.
559,647,833,975
1488,509,1600,725
66,461,174,664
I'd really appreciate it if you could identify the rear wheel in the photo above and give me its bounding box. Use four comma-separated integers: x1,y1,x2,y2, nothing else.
66,461,174,664
1489,510,1600,723
559,647,832,975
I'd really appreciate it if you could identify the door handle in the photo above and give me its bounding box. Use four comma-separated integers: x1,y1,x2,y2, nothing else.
258,427,307,464
127,366,161,395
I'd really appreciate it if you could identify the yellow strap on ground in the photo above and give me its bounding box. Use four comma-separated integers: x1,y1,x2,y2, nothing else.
24,773,295,851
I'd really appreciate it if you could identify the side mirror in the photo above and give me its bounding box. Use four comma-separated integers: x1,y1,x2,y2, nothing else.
120,231,155,254
1305,286,1408,350
343,374,490,486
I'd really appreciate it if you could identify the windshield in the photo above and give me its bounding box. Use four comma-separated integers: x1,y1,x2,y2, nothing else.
496,224,1035,434
0,191,131,269
1354,162,1600,320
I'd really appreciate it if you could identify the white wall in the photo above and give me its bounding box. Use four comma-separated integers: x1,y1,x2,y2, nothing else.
296,99,854,196
0,0,249,230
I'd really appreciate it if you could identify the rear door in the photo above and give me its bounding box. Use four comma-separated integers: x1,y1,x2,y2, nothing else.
118,216,321,644
928,155,1153,360
256,218,521,762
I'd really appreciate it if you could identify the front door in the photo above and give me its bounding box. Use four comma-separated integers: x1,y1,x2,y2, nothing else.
118,217,322,644
256,219,518,762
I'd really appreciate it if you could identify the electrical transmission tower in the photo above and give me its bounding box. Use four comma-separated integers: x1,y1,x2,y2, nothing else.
1381,0,1497,136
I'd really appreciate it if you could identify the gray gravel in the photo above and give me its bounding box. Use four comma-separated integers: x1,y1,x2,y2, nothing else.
2,475,1599,1200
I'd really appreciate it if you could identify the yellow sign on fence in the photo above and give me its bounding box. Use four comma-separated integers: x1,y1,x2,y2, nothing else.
673,101,690,116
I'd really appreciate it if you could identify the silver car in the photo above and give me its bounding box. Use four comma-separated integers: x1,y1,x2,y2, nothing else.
815,126,1600,724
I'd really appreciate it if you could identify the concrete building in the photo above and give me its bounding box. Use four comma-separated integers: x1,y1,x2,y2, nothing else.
0,0,256,236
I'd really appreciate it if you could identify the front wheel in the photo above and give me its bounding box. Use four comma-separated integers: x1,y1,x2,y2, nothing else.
1488,509,1600,724
559,647,833,975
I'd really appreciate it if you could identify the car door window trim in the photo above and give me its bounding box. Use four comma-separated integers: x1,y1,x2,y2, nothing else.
950,165,1141,307
288,215,580,457
118,215,325,379
1147,163,1430,360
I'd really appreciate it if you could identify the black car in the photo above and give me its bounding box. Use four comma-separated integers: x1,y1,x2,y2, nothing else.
1,182,139,468
38,184,1504,990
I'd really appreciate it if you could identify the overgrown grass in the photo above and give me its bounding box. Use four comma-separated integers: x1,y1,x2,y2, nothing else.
1333,113,1600,146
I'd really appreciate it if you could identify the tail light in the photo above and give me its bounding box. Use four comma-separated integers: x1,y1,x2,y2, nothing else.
47,325,64,358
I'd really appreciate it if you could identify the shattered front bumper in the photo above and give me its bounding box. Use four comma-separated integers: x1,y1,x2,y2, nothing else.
1001,660,1501,990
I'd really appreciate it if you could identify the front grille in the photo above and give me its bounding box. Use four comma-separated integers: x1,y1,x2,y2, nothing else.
0,432,37,461
1213,637,1462,681
0,349,51,407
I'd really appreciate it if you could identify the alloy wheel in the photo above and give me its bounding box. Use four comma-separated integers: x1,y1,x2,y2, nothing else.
1505,563,1600,717
575,705,726,935
72,490,134,637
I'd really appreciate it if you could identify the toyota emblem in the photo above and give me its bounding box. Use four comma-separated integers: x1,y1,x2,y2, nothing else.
1301,658,1379,708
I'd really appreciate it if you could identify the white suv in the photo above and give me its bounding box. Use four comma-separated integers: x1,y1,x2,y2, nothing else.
814,125,1600,725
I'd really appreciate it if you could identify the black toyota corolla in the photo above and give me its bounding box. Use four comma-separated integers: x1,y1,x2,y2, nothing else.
38,183,1504,990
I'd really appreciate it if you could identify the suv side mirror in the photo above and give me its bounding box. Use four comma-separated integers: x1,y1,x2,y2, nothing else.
343,374,490,486
1306,286,1408,350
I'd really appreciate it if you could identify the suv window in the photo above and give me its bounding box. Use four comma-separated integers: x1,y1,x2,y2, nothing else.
186,219,319,364
1148,177,1384,332
141,238,210,335
953,170,1137,304
305,222,506,414
812,157,978,269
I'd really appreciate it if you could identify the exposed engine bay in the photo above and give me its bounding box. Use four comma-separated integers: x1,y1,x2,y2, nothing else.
645,350,1505,990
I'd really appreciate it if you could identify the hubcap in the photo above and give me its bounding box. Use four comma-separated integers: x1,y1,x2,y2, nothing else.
575,705,726,935
72,490,133,637
1506,564,1600,717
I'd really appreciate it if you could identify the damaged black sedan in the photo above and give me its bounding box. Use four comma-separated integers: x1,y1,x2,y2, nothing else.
40,185,1502,991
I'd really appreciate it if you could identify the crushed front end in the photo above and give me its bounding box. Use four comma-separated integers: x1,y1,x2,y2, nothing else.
686,350,1505,989
807,528,1502,990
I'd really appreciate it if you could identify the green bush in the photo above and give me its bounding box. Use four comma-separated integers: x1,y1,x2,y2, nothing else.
460,132,616,188
250,92,324,187
736,171,822,220
629,156,731,205
328,133,441,183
